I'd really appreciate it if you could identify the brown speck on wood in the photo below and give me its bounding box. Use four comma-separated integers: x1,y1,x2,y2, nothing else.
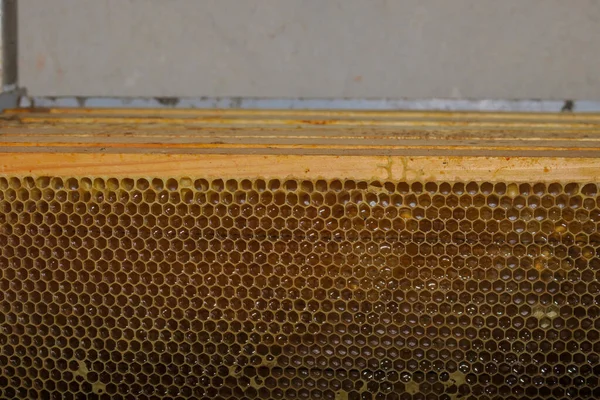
2,114,23,122
300,120,329,125
30,107,52,113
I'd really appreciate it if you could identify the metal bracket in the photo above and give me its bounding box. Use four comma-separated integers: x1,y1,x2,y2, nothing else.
0,0,19,111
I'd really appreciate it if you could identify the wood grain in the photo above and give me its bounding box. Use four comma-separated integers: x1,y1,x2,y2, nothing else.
2,108,600,180
2,153,599,182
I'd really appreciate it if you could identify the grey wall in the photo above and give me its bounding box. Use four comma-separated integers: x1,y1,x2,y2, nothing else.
18,0,600,99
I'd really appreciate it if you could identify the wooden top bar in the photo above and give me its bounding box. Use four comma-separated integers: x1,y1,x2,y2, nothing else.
2,108,600,181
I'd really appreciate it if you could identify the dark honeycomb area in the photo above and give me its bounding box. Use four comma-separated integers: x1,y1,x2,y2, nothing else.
1,176,600,400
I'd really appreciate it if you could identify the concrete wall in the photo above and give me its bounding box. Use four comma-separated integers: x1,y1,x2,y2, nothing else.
17,0,600,99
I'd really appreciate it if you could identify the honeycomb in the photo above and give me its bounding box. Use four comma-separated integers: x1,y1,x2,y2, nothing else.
1,176,600,400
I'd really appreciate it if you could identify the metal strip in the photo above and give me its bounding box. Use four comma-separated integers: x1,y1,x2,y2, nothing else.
1,0,17,90
20,96,600,113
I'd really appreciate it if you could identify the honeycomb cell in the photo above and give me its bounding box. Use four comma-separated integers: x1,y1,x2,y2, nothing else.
0,177,599,399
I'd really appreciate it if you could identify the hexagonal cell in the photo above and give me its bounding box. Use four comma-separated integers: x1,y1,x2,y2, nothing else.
0,177,599,398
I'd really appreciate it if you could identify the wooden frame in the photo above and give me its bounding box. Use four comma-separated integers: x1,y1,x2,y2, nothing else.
2,108,600,181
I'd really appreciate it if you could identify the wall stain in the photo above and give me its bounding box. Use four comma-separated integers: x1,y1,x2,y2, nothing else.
561,100,574,112
155,97,180,106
